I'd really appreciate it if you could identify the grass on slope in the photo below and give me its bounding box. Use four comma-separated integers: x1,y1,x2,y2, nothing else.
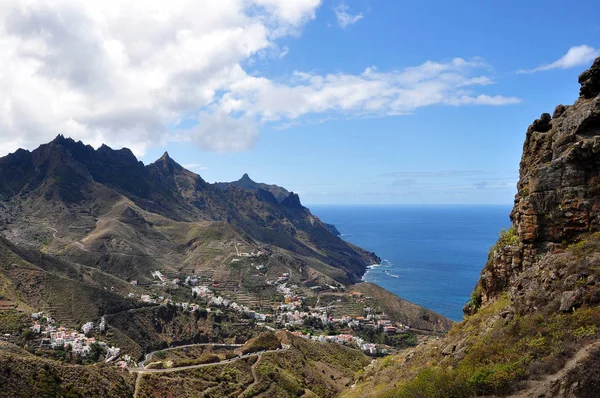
240,332,281,355
0,350,134,398
138,357,257,398
344,294,600,398
106,305,257,359
135,332,370,398
0,310,29,335
350,283,453,332
243,332,371,398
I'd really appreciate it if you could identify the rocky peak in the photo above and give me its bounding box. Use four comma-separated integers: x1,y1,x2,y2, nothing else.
159,151,172,162
471,57,600,311
579,57,600,99
151,151,183,172
282,192,303,209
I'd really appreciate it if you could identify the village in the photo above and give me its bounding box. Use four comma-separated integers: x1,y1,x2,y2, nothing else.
122,245,415,358
12,244,417,369
27,312,132,368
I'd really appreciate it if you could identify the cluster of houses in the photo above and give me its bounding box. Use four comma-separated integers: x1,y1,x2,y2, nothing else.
290,331,387,355
234,243,266,258
29,313,127,363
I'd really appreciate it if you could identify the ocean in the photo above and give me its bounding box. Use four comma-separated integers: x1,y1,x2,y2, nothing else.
310,205,513,322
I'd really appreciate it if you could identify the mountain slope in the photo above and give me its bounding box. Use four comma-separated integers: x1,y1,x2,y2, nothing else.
343,57,600,398
0,235,140,325
0,136,377,285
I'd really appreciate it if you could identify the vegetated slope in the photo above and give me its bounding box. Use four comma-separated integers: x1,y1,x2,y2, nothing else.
105,304,258,359
0,342,134,398
342,58,600,398
248,331,371,397
0,235,139,326
0,137,378,284
137,331,370,398
239,331,281,355
350,283,453,333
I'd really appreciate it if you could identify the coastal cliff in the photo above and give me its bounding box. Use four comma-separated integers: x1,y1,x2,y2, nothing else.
473,57,600,314
343,58,600,398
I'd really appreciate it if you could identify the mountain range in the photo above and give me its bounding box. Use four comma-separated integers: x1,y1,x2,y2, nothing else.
0,135,379,285
0,131,452,397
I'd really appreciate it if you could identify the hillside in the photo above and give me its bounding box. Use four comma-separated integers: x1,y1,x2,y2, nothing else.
0,130,452,396
136,331,371,398
0,136,377,285
0,134,450,336
0,235,140,325
0,342,135,398
342,57,600,398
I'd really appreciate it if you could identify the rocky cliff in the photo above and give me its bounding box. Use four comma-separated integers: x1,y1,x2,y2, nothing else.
474,56,600,314
344,58,600,398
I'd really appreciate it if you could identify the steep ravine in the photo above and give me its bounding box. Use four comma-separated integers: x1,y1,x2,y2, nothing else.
342,58,600,398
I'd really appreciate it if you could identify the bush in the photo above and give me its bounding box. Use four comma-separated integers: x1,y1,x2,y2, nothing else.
498,227,519,247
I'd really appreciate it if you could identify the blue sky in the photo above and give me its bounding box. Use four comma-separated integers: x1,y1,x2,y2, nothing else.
1,0,599,205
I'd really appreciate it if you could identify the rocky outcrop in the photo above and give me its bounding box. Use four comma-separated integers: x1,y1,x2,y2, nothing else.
472,57,600,311
281,192,303,208
579,57,600,99
216,173,290,203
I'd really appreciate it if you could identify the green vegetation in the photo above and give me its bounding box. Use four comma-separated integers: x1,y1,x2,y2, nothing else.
490,227,520,254
135,332,371,397
355,327,418,349
0,350,134,398
139,357,257,397
106,305,258,359
0,311,29,335
346,294,600,397
248,333,371,397
240,332,281,354
568,231,600,259
464,285,483,313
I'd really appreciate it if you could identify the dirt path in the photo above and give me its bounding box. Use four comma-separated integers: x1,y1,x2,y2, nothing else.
133,373,142,398
510,340,600,397
238,355,262,398
130,348,283,375
137,343,244,369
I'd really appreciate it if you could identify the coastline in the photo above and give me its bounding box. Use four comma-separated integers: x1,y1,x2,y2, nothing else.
312,205,511,321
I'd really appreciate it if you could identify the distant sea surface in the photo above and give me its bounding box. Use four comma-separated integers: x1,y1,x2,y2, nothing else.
310,205,512,322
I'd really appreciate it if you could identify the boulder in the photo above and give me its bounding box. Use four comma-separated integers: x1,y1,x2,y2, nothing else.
559,289,583,312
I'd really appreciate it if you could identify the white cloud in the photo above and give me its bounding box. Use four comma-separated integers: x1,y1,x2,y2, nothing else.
333,3,363,29
219,58,520,121
518,45,600,74
0,0,519,157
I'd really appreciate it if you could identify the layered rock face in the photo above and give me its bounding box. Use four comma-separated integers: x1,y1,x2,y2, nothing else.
474,57,600,310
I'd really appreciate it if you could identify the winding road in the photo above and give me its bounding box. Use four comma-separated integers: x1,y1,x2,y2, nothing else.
136,343,244,369
131,343,287,398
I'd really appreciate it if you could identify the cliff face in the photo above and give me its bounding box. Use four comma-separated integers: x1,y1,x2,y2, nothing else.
475,57,600,312
344,58,600,398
